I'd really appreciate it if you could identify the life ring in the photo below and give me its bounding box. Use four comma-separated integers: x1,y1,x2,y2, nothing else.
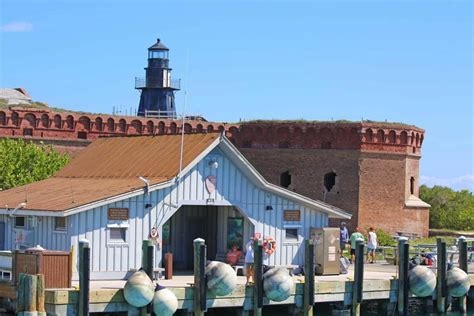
263,237,277,255
149,227,159,240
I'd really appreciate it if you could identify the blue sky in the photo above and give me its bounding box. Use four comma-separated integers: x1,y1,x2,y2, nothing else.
0,0,472,191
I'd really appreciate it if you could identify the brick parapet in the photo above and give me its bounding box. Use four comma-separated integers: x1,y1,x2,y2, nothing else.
0,107,237,141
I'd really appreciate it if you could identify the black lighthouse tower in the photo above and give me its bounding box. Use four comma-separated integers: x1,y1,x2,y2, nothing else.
136,39,180,118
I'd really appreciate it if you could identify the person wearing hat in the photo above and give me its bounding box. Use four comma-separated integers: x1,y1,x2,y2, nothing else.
340,222,349,255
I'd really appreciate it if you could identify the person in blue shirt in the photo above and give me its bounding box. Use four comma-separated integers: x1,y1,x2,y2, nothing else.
340,222,349,255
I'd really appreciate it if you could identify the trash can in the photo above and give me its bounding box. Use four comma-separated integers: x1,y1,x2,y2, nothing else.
310,227,340,275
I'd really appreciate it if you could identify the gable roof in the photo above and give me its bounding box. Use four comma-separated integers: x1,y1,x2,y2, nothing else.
0,133,220,212
0,133,351,219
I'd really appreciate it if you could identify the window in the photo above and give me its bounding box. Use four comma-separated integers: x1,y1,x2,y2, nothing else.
410,177,415,195
324,172,337,192
15,217,25,228
280,171,291,188
109,228,127,243
55,217,66,231
23,128,33,136
285,228,298,242
77,131,88,139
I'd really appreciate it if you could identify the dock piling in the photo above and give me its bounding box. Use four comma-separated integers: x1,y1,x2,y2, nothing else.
193,238,207,316
397,237,409,316
141,240,154,315
351,240,364,316
304,239,314,316
253,239,263,316
79,239,90,316
36,274,46,316
436,238,447,313
456,236,468,312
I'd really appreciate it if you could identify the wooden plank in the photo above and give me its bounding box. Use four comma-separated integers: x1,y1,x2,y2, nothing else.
0,282,16,299
37,274,46,314
25,274,38,312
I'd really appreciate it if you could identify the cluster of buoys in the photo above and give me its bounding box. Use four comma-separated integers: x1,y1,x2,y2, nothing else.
123,270,178,316
263,267,293,302
206,261,237,296
408,264,470,299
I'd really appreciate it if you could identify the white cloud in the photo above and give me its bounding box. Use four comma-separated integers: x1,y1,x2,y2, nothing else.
420,174,474,192
0,22,33,33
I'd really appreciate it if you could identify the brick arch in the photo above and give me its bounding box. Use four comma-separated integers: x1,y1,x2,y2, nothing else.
388,130,396,144
0,111,6,125
218,125,225,133
365,128,373,142
376,129,385,143
411,132,415,145
158,121,165,134
78,116,91,131
94,117,103,132
53,114,62,129
130,120,142,135
23,113,37,128
400,131,408,145
207,125,214,133
11,112,20,126
118,119,126,133
66,115,74,129
107,118,115,132
184,123,192,133
146,121,154,134
415,133,420,147
40,114,49,128
420,134,424,147
196,124,203,133
170,122,177,134
228,126,238,140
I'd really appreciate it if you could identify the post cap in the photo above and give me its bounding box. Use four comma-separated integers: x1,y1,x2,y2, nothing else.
458,236,466,241
79,239,90,246
398,237,409,241
193,238,205,243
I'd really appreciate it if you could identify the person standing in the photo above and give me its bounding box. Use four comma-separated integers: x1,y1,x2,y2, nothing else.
245,237,255,285
367,227,378,263
340,222,349,255
349,227,364,263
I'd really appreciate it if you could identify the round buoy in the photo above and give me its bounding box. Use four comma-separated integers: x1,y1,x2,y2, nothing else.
123,270,155,308
408,265,436,297
446,267,470,297
205,261,237,296
153,285,178,316
263,267,293,302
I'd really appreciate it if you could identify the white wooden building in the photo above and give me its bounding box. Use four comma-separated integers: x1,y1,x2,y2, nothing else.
0,133,350,279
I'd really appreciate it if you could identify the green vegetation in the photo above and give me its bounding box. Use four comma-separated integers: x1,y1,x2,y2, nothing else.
420,185,474,231
0,139,70,190
237,118,418,128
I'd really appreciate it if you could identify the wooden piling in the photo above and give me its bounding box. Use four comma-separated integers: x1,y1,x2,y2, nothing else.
142,240,154,280
253,239,263,316
36,274,46,316
456,236,468,312
397,237,409,316
193,238,206,316
304,239,314,316
79,239,90,316
352,240,364,316
436,238,447,313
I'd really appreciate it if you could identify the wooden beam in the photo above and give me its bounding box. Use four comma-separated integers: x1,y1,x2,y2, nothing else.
397,238,409,316
303,239,314,316
193,238,206,316
351,240,364,316
37,274,46,316
79,239,90,316
436,238,447,313
253,240,263,316
456,237,468,313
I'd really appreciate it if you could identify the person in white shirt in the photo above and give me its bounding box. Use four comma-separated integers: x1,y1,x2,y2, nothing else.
367,227,378,263
245,237,256,285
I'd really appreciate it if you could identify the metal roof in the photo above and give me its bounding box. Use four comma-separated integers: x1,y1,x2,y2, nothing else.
148,38,169,51
0,133,220,212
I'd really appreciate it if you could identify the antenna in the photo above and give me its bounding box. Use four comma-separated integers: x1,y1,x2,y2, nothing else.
178,49,190,179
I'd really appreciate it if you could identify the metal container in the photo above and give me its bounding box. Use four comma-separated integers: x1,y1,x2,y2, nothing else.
310,227,340,275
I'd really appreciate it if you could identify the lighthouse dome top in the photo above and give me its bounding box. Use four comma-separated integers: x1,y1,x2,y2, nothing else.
148,38,169,51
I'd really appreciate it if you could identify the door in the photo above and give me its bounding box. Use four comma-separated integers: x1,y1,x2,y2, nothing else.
186,217,207,270
0,222,5,250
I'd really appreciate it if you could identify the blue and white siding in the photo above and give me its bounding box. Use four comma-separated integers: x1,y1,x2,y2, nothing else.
1,144,331,279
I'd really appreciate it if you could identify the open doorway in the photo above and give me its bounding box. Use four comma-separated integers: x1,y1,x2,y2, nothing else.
162,205,252,270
